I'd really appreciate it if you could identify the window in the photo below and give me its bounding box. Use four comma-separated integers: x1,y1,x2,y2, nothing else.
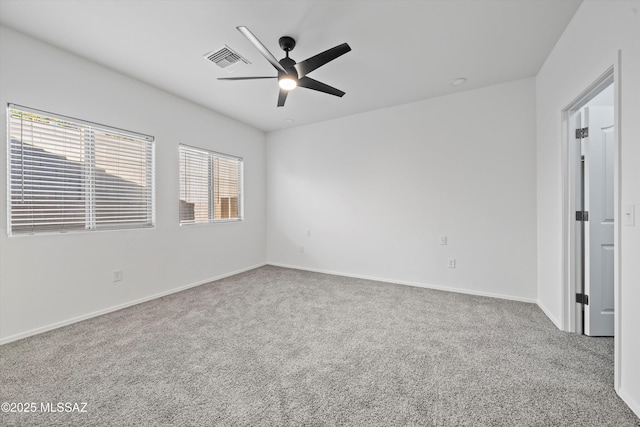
8,105,154,235
179,144,243,224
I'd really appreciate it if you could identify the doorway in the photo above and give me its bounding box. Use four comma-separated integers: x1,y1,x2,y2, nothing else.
562,67,618,337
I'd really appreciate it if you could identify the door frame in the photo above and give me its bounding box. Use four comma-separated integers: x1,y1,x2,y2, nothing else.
560,52,621,390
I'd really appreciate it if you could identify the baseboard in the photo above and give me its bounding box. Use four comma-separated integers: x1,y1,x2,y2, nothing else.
536,300,563,330
267,262,537,304
0,263,266,346
618,387,640,419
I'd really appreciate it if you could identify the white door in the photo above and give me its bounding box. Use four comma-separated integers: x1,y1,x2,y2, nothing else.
583,106,615,336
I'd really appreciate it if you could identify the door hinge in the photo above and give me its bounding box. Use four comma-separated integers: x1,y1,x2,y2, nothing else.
576,211,589,221
576,127,589,139
576,293,589,305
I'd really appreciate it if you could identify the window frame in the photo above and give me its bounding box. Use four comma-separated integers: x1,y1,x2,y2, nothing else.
178,143,244,226
6,104,155,236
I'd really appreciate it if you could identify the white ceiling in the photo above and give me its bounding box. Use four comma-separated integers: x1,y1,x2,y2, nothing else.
0,0,582,132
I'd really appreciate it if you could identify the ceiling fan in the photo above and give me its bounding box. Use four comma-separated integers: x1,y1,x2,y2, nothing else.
218,26,351,107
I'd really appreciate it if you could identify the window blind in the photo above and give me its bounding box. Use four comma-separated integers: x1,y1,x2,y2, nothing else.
8,105,155,235
179,144,243,224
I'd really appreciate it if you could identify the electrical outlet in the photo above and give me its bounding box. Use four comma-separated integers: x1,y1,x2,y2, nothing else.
447,258,456,268
113,270,123,282
440,235,447,245
306,229,311,237
299,246,305,253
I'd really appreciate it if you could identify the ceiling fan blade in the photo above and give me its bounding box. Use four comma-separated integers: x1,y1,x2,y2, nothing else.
277,89,288,107
298,77,345,97
237,26,288,74
294,43,351,78
217,77,276,80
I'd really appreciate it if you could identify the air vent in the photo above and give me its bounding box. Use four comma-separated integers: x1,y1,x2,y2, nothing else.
203,45,250,73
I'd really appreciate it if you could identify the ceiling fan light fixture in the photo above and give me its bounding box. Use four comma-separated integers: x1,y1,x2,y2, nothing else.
278,76,297,91
221,26,351,106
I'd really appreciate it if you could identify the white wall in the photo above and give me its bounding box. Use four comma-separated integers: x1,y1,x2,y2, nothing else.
266,78,537,302
536,0,640,416
0,26,266,343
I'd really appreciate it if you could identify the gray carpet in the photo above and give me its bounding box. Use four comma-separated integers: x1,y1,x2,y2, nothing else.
1,265,638,426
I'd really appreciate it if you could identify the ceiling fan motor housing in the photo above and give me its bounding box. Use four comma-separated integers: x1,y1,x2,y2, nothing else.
278,56,297,76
